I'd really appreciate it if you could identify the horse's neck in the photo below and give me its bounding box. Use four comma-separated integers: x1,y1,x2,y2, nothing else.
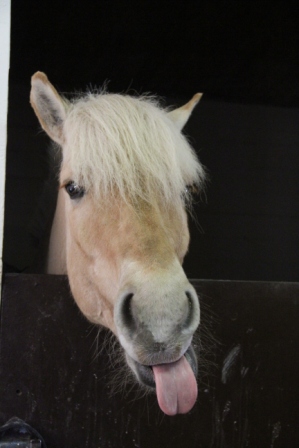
46,188,67,274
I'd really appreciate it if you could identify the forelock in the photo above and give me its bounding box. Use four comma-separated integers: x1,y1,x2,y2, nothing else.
62,92,205,206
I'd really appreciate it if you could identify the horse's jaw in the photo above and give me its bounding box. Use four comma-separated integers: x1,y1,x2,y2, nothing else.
124,343,198,416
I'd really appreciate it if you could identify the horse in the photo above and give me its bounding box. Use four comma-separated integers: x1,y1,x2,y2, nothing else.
30,72,205,416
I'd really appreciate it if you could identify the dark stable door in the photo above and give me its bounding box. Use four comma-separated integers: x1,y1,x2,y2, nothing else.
0,274,299,448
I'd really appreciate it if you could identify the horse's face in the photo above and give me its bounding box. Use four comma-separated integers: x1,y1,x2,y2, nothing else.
60,179,192,333
30,72,205,415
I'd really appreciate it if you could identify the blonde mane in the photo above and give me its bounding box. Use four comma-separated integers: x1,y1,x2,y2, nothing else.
63,92,205,205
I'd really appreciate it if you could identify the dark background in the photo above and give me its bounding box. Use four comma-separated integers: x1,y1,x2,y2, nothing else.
4,1,299,281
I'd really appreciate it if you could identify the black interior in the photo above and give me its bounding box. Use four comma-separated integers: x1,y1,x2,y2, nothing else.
4,1,299,280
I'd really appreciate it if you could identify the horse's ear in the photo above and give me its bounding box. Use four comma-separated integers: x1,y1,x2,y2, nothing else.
30,72,67,145
168,93,203,131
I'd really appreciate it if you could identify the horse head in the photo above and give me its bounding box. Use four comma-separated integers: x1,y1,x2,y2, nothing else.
30,72,205,415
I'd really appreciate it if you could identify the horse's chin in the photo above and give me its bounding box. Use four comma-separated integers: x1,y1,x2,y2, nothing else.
125,344,198,389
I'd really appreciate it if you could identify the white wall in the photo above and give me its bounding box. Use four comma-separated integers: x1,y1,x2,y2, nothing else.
0,0,11,289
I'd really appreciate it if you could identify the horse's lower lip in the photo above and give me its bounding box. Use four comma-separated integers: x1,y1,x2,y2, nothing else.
130,344,198,389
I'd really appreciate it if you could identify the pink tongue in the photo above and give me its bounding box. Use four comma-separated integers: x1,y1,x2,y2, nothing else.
152,356,198,416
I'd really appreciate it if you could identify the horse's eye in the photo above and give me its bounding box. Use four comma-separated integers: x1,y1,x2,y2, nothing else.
65,181,85,199
185,185,198,195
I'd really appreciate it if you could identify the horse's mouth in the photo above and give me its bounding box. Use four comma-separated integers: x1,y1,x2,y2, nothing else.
127,344,198,389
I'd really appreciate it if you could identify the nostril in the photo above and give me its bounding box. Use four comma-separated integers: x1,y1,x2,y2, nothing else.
120,293,135,330
184,291,196,329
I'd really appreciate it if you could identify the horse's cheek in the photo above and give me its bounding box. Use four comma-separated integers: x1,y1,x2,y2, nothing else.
68,204,99,251
66,238,117,331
